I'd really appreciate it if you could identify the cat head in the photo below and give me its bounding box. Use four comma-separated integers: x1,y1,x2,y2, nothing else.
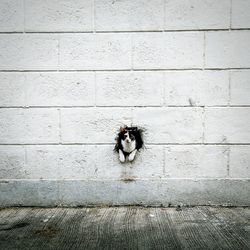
119,127,136,144
114,126,144,152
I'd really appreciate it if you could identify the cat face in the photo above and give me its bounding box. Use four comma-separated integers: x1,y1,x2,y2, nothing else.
120,130,135,144
114,126,143,155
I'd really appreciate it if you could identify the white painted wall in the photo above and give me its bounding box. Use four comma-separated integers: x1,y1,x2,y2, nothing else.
0,0,250,206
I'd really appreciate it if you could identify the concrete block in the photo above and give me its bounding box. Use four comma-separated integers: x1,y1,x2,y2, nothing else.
58,180,119,206
232,0,250,28
205,31,250,68
132,32,203,69
59,34,131,70
0,180,59,207
155,179,250,206
61,108,132,143
25,0,93,32
57,179,163,206
204,107,250,143
165,0,230,30
94,145,126,179
0,73,95,107
57,179,250,206
165,145,228,178
26,145,59,179
26,145,97,179
230,70,250,105
96,71,164,106
0,146,25,179
164,71,229,106
0,73,26,107
0,35,58,70
99,145,164,179
0,0,24,32
132,108,203,143
230,146,250,178
26,73,95,106
0,108,60,144
95,0,164,31
124,145,164,179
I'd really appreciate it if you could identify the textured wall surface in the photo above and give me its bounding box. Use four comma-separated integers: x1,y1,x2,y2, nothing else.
0,0,250,206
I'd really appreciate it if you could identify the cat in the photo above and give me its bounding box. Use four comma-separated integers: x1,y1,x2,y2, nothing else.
114,126,143,163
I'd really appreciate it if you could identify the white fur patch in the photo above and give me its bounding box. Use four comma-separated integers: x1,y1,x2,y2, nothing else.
119,149,125,163
121,138,136,153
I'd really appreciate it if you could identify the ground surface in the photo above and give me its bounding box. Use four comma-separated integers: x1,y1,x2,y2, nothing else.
0,207,249,250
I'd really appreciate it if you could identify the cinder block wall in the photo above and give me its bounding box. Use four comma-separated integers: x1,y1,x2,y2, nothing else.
0,0,250,206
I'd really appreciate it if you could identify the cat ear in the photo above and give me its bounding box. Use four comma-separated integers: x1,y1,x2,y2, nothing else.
119,127,125,132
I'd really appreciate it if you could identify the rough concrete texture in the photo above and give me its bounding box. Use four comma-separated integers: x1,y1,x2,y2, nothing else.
0,207,249,250
0,0,250,206
0,179,249,207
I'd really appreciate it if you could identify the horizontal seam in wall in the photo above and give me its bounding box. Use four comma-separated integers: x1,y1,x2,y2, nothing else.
0,178,249,181
0,143,250,146
0,28,250,34
0,68,250,73
0,106,250,109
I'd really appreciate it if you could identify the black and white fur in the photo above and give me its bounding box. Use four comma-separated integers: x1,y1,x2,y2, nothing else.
114,126,143,163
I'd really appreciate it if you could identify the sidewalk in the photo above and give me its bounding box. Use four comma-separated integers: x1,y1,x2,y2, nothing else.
0,206,249,249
